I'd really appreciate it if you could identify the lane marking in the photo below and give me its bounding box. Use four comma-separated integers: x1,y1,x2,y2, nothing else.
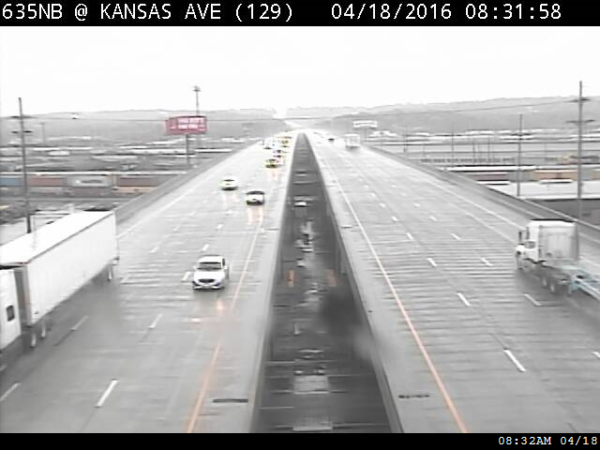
406,232,414,241
148,313,163,330
457,293,471,307
524,294,541,307
451,233,461,241
414,202,421,207
593,351,600,360
216,223,223,230
319,159,469,433
150,245,160,254
117,184,200,239
96,379,119,408
201,244,209,252
186,216,265,433
504,350,526,373
71,315,89,331
427,258,437,268
380,203,386,208
182,271,191,282
481,258,493,267
188,211,196,217
174,224,182,232
401,192,407,197
0,383,19,404
392,216,398,222
430,215,438,222
371,192,377,198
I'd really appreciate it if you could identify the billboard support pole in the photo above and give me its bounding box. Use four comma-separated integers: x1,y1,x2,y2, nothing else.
185,135,191,168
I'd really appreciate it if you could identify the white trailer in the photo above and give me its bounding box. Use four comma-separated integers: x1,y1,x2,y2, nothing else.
0,211,118,350
344,134,361,149
515,219,600,299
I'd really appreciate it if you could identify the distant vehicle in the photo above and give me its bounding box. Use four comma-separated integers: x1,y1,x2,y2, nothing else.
220,177,239,190
245,190,266,205
344,134,360,149
327,136,335,143
192,255,229,290
515,219,600,299
265,158,280,168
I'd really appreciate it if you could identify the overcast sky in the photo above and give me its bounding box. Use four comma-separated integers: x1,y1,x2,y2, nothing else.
1,27,599,116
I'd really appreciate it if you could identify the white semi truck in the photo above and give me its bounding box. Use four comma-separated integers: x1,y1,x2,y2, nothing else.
515,219,600,299
344,134,361,150
0,211,118,352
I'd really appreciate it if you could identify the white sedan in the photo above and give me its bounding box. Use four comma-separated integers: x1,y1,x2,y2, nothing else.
245,190,266,205
220,177,239,190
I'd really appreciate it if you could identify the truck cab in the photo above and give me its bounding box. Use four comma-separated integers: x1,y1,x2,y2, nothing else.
516,220,578,268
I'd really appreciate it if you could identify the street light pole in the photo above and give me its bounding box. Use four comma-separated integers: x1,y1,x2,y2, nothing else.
516,114,523,198
193,85,201,151
17,97,32,233
567,81,593,222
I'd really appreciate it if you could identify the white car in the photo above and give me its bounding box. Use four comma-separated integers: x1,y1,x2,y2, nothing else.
192,255,229,290
245,190,266,205
220,177,238,190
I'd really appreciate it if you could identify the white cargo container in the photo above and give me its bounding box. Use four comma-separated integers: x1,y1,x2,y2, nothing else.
344,134,361,149
0,269,21,351
0,211,118,350
515,219,600,300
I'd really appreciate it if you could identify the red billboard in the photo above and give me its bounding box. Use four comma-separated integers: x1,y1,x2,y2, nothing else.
165,115,207,135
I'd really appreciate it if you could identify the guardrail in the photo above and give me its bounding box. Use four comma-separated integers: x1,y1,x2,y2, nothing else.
114,147,243,224
368,145,600,246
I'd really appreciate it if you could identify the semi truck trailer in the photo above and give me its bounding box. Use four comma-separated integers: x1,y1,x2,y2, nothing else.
515,219,600,299
0,211,118,353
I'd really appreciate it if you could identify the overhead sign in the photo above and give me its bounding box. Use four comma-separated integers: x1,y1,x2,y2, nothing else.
166,115,207,135
353,120,378,130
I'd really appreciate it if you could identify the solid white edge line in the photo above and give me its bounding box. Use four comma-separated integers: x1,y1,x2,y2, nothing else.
427,258,437,268
406,232,414,241
592,351,600,360
481,258,493,266
201,244,209,252
182,271,191,282
451,233,461,240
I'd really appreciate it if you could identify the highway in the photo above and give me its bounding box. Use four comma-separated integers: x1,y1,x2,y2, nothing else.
308,132,600,433
0,138,295,433
2,130,600,433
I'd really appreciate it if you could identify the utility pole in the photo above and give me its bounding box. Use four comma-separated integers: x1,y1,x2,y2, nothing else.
40,121,47,145
14,98,33,233
567,81,593,221
185,135,191,168
516,114,523,198
193,85,201,115
450,124,455,167
193,85,201,151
